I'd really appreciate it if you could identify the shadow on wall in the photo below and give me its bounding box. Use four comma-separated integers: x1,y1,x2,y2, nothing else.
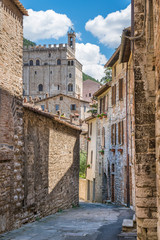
0,88,80,233
23,109,80,221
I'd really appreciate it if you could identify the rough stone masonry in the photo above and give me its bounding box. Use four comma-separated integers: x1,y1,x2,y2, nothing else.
0,0,81,234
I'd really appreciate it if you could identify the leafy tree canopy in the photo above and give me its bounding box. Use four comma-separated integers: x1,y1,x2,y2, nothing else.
100,67,112,84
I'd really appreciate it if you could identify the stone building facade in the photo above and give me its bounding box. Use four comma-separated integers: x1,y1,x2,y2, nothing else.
0,0,81,234
83,79,101,102
23,31,83,100
34,93,90,121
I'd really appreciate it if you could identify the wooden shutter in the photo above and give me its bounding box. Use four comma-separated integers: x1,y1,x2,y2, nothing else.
100,98,103,113
114,84,116,105
112,87,114,106
122,121,124,145
114,124,116,145
111,125,113,145
118,122,120,144
103,96,106,113
119,79,123,100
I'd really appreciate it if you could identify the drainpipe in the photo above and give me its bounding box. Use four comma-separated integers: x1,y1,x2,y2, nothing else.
126,62,130,207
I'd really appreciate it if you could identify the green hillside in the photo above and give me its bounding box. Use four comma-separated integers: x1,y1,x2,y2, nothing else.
83,72,99,83
23,38,36,47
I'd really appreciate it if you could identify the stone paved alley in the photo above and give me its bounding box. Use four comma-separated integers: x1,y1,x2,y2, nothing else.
0,202,133,240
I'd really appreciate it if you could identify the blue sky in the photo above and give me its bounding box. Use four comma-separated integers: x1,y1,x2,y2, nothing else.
21,0,131,80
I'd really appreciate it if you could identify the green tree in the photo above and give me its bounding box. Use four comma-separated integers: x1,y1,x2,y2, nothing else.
100,67,112,84
79,151,87,179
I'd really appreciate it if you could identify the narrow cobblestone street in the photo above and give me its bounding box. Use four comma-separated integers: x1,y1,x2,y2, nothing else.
0,202,133,240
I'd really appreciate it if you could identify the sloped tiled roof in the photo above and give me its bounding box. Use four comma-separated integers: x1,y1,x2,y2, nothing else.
12,0,28,15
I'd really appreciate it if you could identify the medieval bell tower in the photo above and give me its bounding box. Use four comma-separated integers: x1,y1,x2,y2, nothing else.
68,28,76,52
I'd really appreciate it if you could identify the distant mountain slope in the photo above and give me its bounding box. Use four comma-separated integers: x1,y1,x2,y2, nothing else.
83,73,99,83
23,38,36,47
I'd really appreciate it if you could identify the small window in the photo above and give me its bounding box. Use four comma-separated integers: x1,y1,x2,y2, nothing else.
60,96,63,101
111,124,116,145
50,71,52,74
44,62,48,65
29,60,33,66
56,105,59,111
57,59,61,65
48,53,51,58
38,84,43,92
68,83,73,92
112,85,116,106
41,105,45,111
71,60,74,66
70,104,76,110
112,164,115,172
36,59,40,66
35,71,37,75
69,73,72,78
89,93,91,97
91,151,93,165
90,123,92,136
99,162,102,175
68,61,70,66
58,85,60,90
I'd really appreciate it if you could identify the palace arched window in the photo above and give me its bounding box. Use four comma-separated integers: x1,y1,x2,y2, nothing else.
29,60,33,66
68,83,73,92
68,61,70,66
69,73,72,78
71,60,74,66
36,59,40,66
57,59,61,65
38,84,43,92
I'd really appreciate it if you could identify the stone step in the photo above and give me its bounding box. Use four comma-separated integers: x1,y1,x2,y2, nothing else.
118,231,137,240
122,219,134,232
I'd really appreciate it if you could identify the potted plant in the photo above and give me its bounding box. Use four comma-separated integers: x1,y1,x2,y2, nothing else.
87,137,91,141
110,149,115,153
99,149,104,155
97,114,102,119
102,112,107,118
87,164,91,169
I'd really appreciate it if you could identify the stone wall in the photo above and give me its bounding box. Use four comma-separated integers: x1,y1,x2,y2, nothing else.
154,0,160,238
133,0,157,238
23,108,80,220
0,0,24,233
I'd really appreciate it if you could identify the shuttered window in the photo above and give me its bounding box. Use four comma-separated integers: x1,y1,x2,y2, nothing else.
118,121,124,145
112,85,116,106
103,96,106,113
119,79,123,100
100,98,103,113
111,124,116,145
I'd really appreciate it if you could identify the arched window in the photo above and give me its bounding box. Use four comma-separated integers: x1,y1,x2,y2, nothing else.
38,84,43,92
68,83,73,92
57,59,61,65
29,60,33,66
36,59,40,66
71,60,74,66
68,61,70,66
69,73,72,78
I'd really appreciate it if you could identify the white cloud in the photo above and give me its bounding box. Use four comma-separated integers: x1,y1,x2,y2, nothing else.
85,4,131,48
76,43,107,80
24,9,72,41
